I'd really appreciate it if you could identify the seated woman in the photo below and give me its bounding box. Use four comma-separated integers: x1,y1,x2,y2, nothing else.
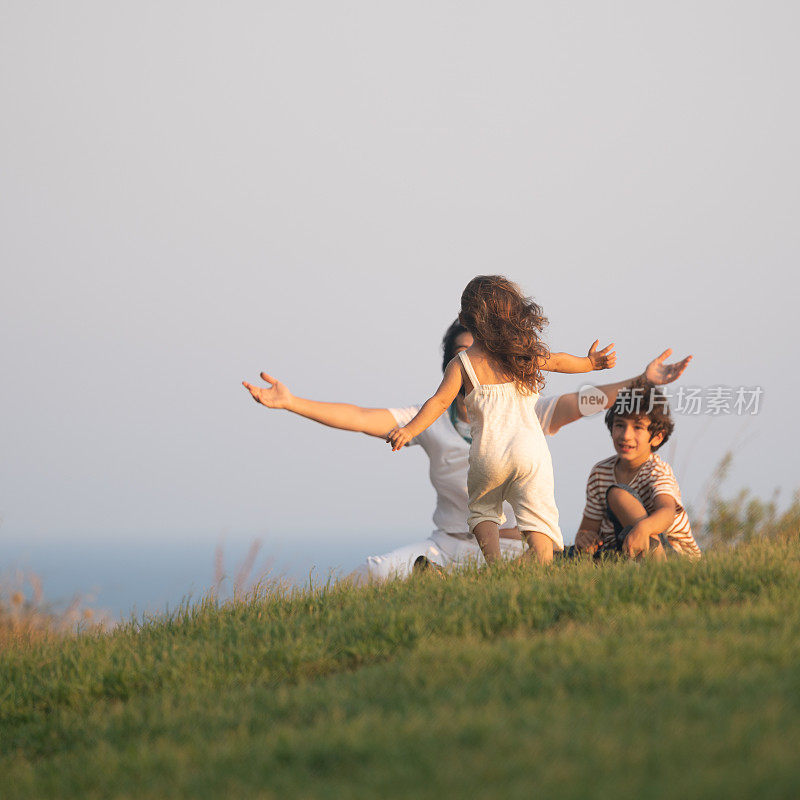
242,320,691,580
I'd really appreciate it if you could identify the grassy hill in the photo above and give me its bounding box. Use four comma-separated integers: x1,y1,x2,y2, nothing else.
2,540,799,799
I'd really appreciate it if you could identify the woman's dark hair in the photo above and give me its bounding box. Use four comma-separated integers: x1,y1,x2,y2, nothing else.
441,318,470,373
604,377,674,450
459,275,549,393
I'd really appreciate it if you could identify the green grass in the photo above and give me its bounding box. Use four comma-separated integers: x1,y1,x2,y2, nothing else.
2,541,799,799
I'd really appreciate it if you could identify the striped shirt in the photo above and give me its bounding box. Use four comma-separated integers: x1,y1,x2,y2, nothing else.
584,454,701,559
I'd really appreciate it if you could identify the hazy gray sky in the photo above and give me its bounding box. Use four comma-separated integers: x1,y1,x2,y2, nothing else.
2,2,797,556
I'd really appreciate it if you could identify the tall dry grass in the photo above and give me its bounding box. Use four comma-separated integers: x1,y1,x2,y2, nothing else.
693,452,800,548
0,571,107,648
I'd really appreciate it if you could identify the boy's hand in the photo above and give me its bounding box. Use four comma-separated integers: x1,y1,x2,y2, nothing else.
242,372,293,410
386,426,413,451
588,340,616,371
575,529,603,554
623,524,651,558
644,349,693,385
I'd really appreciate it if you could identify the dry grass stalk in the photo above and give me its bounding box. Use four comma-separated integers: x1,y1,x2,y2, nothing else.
0,571,107,648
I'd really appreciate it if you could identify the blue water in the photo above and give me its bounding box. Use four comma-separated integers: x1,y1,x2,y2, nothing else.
0,531,407,624
2,518,581,624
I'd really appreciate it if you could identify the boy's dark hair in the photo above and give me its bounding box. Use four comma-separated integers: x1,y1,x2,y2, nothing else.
604,376,674,451
441,318,469,373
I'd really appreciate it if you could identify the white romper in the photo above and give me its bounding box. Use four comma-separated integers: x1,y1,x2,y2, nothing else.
459,350,563,549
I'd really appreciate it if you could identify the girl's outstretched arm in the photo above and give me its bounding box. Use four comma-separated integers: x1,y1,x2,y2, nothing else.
386,360,463,451
242,372,397,437
542,340,616,373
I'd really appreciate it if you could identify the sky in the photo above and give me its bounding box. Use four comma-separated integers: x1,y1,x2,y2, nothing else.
1,2,798,579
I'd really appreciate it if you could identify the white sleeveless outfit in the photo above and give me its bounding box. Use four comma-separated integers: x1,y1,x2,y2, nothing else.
458,350,563,549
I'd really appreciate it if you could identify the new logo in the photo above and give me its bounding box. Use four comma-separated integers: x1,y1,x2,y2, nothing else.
577,385,608,417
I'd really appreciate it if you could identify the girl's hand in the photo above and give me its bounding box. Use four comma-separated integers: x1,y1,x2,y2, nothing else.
386,426,413,451
242,372,293,410
587,340,616,371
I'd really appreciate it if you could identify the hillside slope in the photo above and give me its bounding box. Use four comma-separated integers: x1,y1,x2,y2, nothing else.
2,542,799,799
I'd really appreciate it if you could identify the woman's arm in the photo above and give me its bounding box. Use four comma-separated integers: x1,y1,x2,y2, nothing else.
243,372,397,438
546,349,693,433
387,360,463,450
542,340,616,374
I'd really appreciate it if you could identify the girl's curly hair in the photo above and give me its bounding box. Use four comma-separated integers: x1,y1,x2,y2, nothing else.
459,275,549,393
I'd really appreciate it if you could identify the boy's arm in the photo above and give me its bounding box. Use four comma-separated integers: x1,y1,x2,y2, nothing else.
243,372,397,438
387,360,462,450
622,495,677,557
542,340,616,374
574,514,603,553
547,349,693,433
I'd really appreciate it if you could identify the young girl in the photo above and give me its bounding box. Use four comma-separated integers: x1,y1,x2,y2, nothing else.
387,275,616,564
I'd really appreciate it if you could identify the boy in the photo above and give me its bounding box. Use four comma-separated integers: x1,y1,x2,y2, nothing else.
574,377,701,559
